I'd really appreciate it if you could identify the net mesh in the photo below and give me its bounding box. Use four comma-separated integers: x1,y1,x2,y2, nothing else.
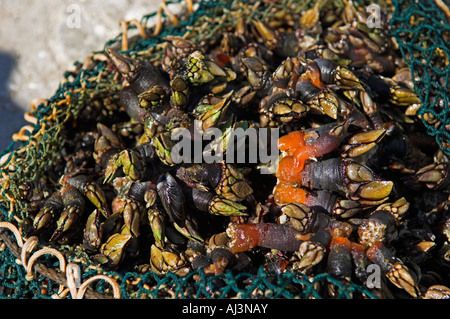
0,0,448,299
390,0,450,152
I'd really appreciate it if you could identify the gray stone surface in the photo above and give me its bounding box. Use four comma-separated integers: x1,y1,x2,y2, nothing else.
0,0,163,151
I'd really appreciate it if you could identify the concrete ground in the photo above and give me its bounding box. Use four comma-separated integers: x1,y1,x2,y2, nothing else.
0,0,165,152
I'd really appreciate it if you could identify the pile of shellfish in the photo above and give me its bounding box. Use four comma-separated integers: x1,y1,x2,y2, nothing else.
17,0,450,298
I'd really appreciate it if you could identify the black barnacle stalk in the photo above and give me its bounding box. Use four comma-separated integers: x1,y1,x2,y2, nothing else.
17,180,54,215
295,80,340,119
49,184,86,243
313,58,365,90
191,188,247,217
93,123,123,169
107,48,171,126
357,209,399,247
361,122,433,175
326,237,353,296
366,241,420,298
278,203,331,270
28,171,113,244
226,222,305,253
119,86,149,123
176,162,253,202
297,157,393,204
278,202,330,234
28,191,64,236
107,48,170,96
103,142,159,183
353,71,421,109
251,20,300,58
162,36,198,75
259,92,310,127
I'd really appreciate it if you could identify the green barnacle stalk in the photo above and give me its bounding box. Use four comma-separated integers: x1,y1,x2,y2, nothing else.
104,149,145,183
186,51,216,85
152,131,176,167
193,92,232,131
99,230,133,268
170,75,190,109
173,214,204,243
83,209,103,252
138,85,167,112
215,163,253,202
148,208,165,249
150,244,189,276
209,195,248,217
210,118,250,156
186,50,235,86
122,199,141,238
242,56,269,89
143,112,167,140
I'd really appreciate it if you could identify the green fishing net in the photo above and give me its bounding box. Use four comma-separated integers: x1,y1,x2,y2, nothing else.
391,0,450,154
0,0,448,299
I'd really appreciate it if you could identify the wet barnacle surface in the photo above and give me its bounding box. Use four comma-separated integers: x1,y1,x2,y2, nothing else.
6,0,450,299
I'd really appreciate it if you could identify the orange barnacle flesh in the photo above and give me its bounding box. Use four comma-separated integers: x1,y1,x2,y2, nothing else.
273,181,308,205
276,129,312,204
278,129,314,178
330,236,352,249
276,156,301,183
279,129,341,174
278,130,307,155
292,143,318,172
293,131,342,172
226,223,260,253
